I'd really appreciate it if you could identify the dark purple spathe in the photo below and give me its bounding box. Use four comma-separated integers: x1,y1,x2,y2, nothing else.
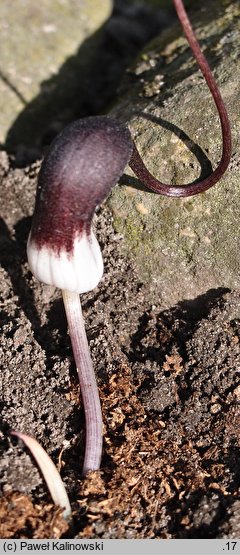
30,116,133,252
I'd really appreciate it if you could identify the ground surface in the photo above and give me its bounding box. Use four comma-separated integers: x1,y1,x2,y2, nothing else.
0,0,240,540
0,152,239,539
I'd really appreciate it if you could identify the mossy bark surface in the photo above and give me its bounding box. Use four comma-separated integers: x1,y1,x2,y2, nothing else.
109,0,240,305
0,0,112,148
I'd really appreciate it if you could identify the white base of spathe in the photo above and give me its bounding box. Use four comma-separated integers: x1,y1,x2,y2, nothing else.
27,229,104,294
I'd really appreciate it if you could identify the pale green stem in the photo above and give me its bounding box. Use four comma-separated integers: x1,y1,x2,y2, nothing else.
62,290,103,475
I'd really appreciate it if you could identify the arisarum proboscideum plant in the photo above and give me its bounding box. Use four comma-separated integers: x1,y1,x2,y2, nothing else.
27,117,133,475
27,0,231,476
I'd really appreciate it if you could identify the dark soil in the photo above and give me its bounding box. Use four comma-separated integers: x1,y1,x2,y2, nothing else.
0,151,239,539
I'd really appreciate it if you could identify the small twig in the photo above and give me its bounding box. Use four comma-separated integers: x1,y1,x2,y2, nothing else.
11,431,72,521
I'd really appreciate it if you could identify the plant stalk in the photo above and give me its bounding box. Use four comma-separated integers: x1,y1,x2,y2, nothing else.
129,0,232,197
62,289,102,475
